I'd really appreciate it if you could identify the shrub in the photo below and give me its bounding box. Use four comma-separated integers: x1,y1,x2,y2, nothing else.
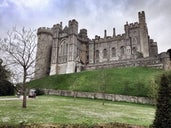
35,88,45,96
0,80,15,96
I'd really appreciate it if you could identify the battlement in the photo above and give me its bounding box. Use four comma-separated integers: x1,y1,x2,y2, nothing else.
93,33,125,43
69,19,78,26
128,22,139,29
37,27,53,36
115,34,125,40
53,23,62,30
138,11,145,16
138,11,146,24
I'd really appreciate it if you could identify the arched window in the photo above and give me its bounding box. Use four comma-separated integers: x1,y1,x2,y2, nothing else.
58,40,67,63
95,50,99,59
112,47,116,57
59,40,68,55
103,49,107,58
120,46,125,56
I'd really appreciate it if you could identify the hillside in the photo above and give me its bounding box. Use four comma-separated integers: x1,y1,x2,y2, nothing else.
28,67,163,97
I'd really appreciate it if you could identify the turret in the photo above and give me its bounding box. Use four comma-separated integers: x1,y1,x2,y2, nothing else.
138,11,146,24
35,27,53,79
138,11,149,57
124,21,129,38
113,28,116,37
52,23,62,38
79,29,87,38
104,29,107,38
37,27,53,36
68,19,78,35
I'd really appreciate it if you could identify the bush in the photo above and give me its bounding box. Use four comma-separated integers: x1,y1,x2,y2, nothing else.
0,80,15,96
35,88,45,96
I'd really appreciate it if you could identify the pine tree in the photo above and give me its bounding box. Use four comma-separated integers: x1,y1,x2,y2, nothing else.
153,73,171,128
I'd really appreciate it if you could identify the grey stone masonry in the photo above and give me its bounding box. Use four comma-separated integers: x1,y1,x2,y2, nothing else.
43,89,154,105
34,11,171,79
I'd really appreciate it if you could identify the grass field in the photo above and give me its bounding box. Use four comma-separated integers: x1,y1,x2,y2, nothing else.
28,67,163,97
0,95,155,126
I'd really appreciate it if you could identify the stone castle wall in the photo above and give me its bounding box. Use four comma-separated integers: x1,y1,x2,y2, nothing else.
34,11,171,79
85,57,164,71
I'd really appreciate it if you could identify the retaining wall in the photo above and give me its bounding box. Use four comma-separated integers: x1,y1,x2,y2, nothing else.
43,89,154,105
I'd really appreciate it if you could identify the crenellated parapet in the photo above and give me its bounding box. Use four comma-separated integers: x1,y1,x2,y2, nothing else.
128,22,139,29
53,22,62,30
115,34,125,40
37,27,53,36
35,11,167,79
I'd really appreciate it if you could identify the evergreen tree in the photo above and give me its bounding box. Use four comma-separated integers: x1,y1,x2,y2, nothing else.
153,73,171,128
0,59,10,80
0,59,14,96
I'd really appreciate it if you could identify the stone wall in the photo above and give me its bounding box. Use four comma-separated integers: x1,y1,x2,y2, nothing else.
43,89,154,105
85,57,163,71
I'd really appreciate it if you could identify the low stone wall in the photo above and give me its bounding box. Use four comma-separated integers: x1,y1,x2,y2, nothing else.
43,89,154,105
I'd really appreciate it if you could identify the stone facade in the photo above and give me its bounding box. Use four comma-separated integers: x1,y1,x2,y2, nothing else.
35,11,171,79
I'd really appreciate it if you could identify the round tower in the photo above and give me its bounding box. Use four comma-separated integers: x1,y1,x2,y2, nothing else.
35,27,53,79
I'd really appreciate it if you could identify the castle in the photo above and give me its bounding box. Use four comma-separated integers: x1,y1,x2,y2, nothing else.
35,11,171,79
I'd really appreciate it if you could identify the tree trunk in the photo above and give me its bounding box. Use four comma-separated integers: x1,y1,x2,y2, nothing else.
22,69,27,108
22,84,27,108
102,92,105,105
74,91,77,101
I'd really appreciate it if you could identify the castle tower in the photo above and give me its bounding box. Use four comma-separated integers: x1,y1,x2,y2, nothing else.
78,29,89,64
50,23,62,75
138,11,149,57
34,27,53,79
66,19,78,73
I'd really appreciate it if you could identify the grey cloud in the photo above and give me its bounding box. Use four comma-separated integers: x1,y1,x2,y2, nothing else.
0,0,171,52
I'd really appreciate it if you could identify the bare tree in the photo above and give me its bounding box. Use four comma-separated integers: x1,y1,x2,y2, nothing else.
0,27,37,108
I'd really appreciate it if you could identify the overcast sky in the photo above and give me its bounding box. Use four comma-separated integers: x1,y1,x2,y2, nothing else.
0,0,171,53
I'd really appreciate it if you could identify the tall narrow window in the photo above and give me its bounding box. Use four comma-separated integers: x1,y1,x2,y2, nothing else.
58,40,67,63
95,50,99,59
132,47,136,54
120,46,125,56
103,49,107,58
112,47,116,57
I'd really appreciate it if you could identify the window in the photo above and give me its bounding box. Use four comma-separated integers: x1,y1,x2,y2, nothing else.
132,37,137,45
132,47,136,54
95,50,99,59
58,40,68,63
112,47,116,57
103,49,107,58
120,46,125,56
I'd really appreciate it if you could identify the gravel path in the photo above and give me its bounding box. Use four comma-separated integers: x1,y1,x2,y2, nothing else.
0,96,32,101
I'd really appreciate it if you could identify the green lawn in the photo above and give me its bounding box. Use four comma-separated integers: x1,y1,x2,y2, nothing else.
28,67,163,97
0,95,155,126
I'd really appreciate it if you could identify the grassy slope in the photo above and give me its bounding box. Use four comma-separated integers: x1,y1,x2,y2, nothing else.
29,67,163,97
0,95,155,126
